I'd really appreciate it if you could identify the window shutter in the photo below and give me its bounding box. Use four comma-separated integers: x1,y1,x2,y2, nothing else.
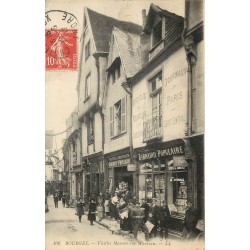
110,106,114,137
121,96,126,132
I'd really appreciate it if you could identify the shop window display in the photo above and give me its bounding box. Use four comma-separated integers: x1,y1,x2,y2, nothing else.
167,171,188,214
138,157,188,214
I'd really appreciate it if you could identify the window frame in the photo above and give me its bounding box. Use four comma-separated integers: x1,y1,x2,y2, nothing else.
150,72,162,126
87,117,94,145
110,96,127,138
152,20,163,47
85,73,91,100
85,40,91,61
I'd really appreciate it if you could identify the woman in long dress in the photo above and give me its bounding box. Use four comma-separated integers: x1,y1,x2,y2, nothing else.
88,199,97,225
76,198,85,223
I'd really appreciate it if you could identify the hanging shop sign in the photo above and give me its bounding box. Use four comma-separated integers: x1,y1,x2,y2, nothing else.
167,155,188,170
140,163,158,173
137,145,184,161
127,163,136,171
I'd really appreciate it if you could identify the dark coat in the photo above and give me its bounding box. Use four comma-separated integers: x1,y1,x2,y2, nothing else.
76,202,85,216
158,205,171,227
61,194,66,203
141,202,150,222
130,207,145,224
184,207,199,231
88,203,96,221
53,193,59,202
148,205,159,225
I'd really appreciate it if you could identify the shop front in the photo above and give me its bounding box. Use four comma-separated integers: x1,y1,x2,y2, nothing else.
71,164,83,200
106,150,136,195
135,139,196,237
82,152,105,202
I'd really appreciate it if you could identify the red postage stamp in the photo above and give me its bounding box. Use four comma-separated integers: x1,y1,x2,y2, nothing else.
45,29,77,70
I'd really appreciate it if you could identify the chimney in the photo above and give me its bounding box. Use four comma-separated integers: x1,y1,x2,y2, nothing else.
142,9,147,28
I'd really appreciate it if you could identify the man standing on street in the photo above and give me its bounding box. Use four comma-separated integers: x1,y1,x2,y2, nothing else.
182,201,199,240
140,198,150,223
130,200,149,241
158,200,171,239
53,191,59,208
148,198,159,238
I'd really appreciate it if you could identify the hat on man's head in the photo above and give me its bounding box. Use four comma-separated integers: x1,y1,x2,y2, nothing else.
135,200,140,204
162,200,167,203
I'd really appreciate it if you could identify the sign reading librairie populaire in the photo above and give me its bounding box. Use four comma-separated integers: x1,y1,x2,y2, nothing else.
137,145,184,161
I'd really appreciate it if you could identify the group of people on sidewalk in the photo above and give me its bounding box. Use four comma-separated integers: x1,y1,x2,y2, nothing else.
53,190,70,208
53,189,201,242
90,190,200,241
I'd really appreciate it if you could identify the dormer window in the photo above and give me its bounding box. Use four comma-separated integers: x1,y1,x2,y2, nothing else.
108,57,121,85
152,21,162,46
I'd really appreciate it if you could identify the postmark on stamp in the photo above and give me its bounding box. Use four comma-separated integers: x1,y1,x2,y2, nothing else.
45,29,77,70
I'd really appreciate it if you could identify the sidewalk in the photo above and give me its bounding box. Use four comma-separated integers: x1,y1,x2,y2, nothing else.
94,216,178,244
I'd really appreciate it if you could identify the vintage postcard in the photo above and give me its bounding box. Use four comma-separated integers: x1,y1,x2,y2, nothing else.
45,0,204,250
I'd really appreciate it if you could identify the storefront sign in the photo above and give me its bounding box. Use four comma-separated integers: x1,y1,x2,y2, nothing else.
168,166,186,170
138,145,184,161
140,163,158,173
168,155,188,170
127,163,136,171
108,158,131,167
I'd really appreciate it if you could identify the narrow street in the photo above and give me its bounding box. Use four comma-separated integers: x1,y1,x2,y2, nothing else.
46,196,135,250
46,196,204,250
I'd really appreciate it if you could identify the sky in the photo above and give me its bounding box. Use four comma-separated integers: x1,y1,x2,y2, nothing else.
45,0,185,155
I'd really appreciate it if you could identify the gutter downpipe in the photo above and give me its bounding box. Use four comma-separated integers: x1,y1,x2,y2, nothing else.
181,6,191,137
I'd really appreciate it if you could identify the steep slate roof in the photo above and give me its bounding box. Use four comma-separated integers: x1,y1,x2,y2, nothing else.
112,27,142,78
143,3,184,33
87,8,142,53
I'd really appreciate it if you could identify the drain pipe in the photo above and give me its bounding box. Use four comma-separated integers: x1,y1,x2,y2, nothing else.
181,11,191,137
181,6,197,136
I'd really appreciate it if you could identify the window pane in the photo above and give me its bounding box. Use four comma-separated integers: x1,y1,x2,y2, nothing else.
121,97,126,132
110,106,114,137
152,79,156,92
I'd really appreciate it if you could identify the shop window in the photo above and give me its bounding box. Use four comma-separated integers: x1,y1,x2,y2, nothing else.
110,96,126,137
85,74,91,100
85,40,91,61
167,171,188,214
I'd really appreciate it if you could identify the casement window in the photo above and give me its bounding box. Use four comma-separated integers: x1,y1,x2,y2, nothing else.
110,96,126,137
116,63,121,79
152,21,162,46
85,40,91,60
85,74,91,100
87,118,94,145
150,72,162,129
